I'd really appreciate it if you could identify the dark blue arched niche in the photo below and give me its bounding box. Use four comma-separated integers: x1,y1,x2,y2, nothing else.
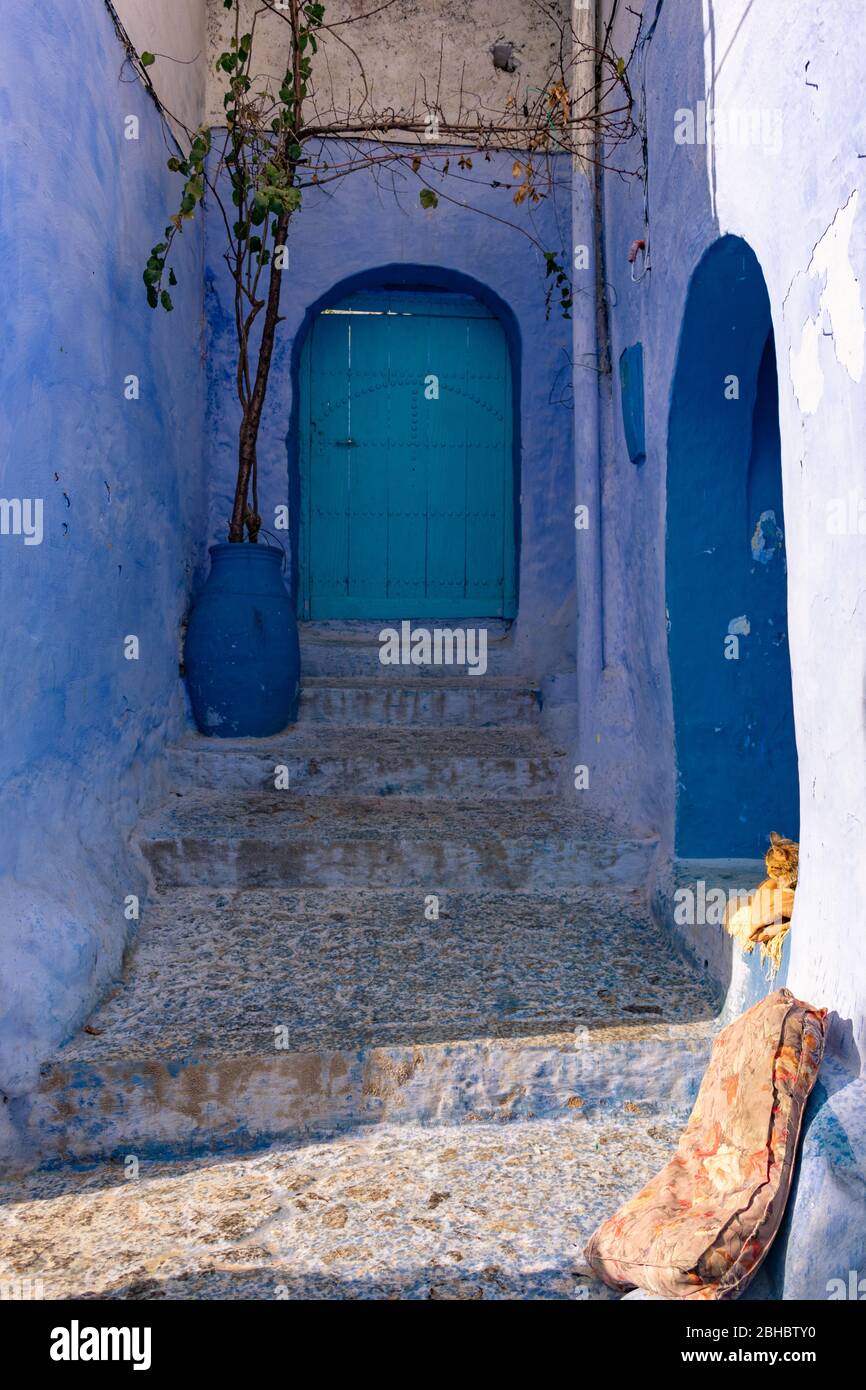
287,263,522,618
667,235,799,858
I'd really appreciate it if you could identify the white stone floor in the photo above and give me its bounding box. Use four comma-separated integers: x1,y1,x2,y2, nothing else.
0,1112,682,1300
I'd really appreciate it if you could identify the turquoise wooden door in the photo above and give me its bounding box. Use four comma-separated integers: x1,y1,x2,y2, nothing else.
298,290,516,619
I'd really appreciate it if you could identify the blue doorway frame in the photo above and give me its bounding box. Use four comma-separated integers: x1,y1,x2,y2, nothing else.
287,265,522,622
667,236,800,858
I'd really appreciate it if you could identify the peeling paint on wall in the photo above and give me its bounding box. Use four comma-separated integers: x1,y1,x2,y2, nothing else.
750,509,782,565
789,190,864,414
789,316,824,416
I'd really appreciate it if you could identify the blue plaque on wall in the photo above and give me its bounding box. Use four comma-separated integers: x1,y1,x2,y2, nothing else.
619,342,646,465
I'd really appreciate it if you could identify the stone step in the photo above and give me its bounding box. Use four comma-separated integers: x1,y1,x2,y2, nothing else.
297,676,541,728
299,622,520,679
21,888,717,1167
64,887,717,1046
168,727,563,798
0,1112,684,1299
138,794,659,891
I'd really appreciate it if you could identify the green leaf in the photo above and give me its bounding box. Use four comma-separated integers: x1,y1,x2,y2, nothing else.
168,268,177,286
248,236,262,254
140,51,156,68
419,189,439,210
160,290,174,312
146,284,159,309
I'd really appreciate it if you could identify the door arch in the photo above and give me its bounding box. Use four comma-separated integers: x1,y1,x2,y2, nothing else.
297,287,516,620
667,236,799,857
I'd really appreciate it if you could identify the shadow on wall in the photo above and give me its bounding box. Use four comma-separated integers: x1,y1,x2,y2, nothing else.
667,235,799,859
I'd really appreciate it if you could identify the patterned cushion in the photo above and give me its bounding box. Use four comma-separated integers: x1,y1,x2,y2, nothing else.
584,988,826,1299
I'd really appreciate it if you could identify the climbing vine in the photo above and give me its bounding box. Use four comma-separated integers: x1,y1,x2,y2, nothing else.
139,0,637,541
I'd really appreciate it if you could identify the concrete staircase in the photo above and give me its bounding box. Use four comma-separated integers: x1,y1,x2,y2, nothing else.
6,634,720,1298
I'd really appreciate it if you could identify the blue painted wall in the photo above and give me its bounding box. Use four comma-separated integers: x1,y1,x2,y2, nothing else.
588,0,866,1068
667,236,799,857
0,3,207,1122
204,142,575,684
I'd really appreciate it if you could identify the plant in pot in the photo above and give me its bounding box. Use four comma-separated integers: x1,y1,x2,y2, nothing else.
140,0,633,737
142,3,314,737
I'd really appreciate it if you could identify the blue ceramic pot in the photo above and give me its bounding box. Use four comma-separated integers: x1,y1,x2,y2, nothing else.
185,542,300,737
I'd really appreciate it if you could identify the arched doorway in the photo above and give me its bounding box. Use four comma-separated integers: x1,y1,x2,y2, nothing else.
297,286,516,619
667,236,799,858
